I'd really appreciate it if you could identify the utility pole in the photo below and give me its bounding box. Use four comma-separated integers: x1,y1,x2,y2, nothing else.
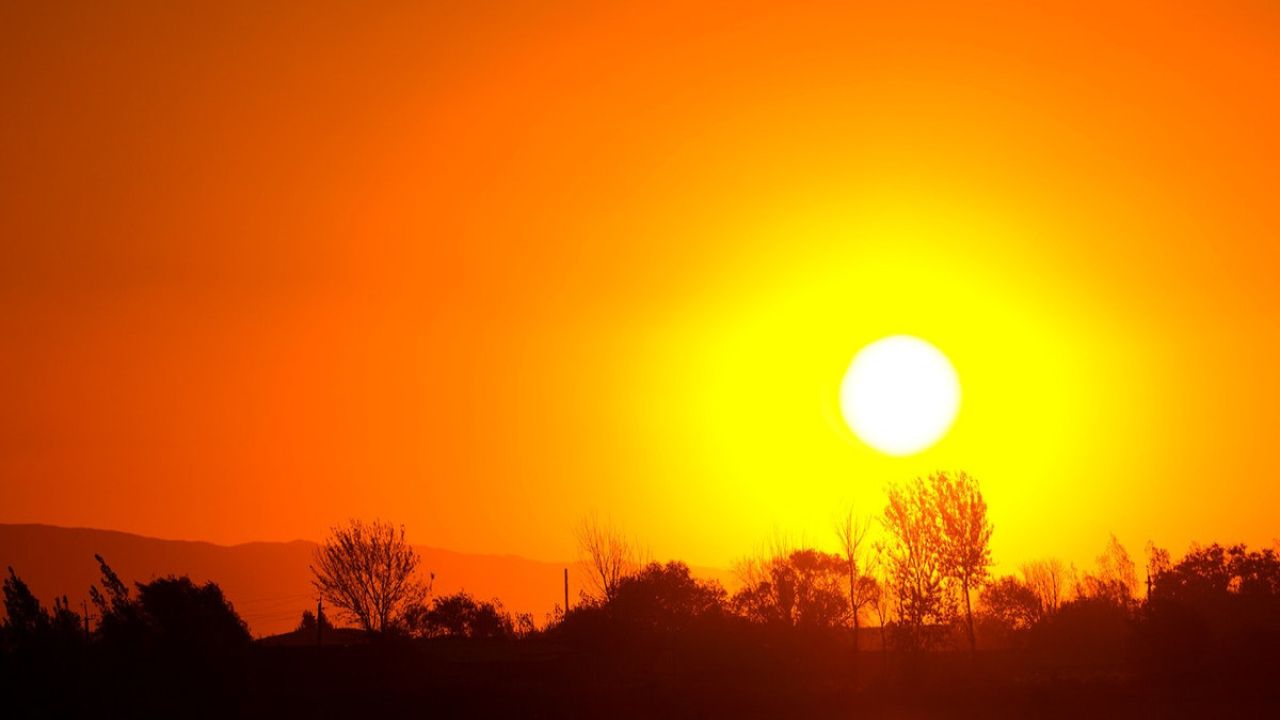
317,597,323,648
563,568,569,618
82,600,90,639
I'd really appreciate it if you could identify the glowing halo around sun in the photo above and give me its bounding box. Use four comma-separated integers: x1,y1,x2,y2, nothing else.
839,335,961,456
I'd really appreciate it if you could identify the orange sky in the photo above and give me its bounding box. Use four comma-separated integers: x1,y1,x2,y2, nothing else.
2,1,1278,575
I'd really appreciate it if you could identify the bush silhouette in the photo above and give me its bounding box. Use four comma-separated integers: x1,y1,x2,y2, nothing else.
405,591,517,639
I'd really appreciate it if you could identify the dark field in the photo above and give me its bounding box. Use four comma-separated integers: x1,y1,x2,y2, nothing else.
7,635,1278,719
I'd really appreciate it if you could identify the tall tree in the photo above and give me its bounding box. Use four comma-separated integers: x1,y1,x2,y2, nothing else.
932,471,993,653
881,477,951,650
311,519,428,634
869,548,892,653
835,508,875,652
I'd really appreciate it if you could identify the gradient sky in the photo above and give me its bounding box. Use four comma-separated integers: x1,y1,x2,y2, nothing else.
2,1,1278,574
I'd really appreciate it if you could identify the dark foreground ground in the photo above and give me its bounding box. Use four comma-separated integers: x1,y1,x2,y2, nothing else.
7,637,1279,719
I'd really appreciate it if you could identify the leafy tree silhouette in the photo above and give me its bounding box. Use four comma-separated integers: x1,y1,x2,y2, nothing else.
731,549,846,629
980,576,1041,635
2,567,50,647
89,555,249,653
608,561,727,634
880,477,952,650
1142,542,1280,674
556,560,727,655
933,471,993,653
134,576,250,652
404,591,517,639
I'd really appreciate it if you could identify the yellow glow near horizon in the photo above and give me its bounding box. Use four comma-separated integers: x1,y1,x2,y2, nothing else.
840,336,960,456
619,197,1156,569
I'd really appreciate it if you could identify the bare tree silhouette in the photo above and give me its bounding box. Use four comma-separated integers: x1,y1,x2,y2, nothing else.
869,546,892,652
834,508,876,652
575,515,639,602
1079,534,1137,605
1021,558,1074,617
311,519,428,634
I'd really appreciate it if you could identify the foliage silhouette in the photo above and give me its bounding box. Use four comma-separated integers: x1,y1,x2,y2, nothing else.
979,576,1041,638
86,556,249,654
932,471,993,653
880,476,952,650
404,591,523,639
731,549,847,630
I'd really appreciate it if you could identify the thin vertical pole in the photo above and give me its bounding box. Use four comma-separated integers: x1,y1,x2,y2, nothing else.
563,568,569,617
317,597,323,648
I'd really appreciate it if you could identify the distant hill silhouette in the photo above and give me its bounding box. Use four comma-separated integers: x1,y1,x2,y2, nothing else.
0,524,732,636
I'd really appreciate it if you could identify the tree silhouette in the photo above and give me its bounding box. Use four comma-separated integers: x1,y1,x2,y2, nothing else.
89,554,145,646
311,519,428,635
83,556,249,655
575,514,639,602
405,591,517,639
869,546,893,652
609,561,726,635
1079,534,1137,606
1143,542,1280,670
834,509,876,652
732,549,846,629
980,576,1041,632
932,471,993,653
2,567,49,646
554,561,727,654
881,477,951,650
1021,558,1074,617
134,576,250,651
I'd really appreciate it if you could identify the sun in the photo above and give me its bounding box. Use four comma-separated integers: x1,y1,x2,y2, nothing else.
839,335,960,456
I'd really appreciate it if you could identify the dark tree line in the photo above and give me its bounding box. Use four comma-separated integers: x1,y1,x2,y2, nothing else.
2,554,249,658
4,473,1280,717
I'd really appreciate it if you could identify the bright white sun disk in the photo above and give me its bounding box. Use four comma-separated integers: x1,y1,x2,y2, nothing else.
839,335,960,455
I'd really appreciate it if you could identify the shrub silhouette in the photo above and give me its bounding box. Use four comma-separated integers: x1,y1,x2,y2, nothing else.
731,550,845,630
557,561,728,650
2,567,84,656
405,591,518,639
89,556,249,655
